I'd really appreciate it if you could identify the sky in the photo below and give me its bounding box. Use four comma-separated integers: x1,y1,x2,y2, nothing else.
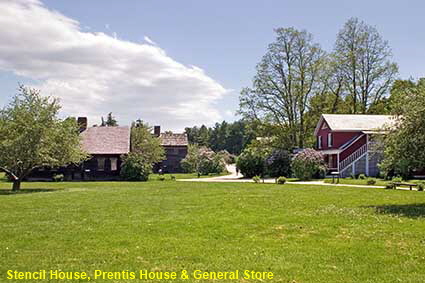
0,0,424,131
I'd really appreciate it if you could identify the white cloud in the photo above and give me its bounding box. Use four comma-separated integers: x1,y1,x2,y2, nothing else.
0,0,228,131
143,36,156,45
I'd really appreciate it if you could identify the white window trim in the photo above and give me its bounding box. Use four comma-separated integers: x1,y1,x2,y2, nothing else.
318,136,322,149
328,133,332,147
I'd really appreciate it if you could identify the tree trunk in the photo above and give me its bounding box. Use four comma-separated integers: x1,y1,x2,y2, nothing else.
12,179,21,191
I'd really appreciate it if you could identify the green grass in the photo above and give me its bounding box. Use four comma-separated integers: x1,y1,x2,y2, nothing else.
324,178,389,186
324,178,425,187
2,180,425,282
149,172,228,181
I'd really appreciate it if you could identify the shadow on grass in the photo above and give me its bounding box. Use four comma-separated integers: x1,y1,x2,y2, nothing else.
366,203,425,218
0,188,63,195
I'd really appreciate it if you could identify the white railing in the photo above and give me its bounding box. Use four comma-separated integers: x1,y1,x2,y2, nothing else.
339,143,367,172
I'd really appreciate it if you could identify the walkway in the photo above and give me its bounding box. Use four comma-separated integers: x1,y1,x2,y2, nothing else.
178,164,386,189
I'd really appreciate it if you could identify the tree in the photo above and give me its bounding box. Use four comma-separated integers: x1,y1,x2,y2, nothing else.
334,17,398,114
130,120,165,165
239,27,326,148
101,112,118,126
0,85,87,191
265,149,291,178
379,79,425,178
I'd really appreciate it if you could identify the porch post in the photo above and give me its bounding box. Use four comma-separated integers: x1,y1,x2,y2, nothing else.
365,134,369,176
337,153,340,172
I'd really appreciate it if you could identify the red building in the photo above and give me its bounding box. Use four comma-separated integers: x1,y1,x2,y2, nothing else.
314,114,394,177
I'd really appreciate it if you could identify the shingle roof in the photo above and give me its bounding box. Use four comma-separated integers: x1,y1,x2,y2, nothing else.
81,126,130,154
315,114,395,135
160,133,188,146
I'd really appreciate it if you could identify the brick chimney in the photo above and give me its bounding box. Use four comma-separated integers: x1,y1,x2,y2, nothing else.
154,125,161,137
77,117,88,133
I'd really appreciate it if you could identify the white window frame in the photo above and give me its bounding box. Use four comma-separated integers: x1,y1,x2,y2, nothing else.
328,133,333,147
318,136,322,149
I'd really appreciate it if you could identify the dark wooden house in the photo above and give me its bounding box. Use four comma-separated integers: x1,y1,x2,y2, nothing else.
154,126,188,173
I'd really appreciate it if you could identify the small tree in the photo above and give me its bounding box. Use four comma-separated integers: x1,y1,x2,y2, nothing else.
0,85,87,191
120,120,165,181
101,112,118,127
120,153,151,181
265,149,291,178
291,149,326,180
236,148,266,178
130,120,165,165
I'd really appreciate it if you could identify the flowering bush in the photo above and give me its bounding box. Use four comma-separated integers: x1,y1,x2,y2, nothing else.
265,149,291,178
291,148,326,180
181,145,226,175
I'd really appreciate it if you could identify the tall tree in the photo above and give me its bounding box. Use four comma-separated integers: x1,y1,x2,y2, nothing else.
334,17,398,114
0,85,87,191
239,27,326,148
379,79,425,178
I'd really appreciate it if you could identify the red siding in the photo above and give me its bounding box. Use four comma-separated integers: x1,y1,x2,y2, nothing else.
315,120,361,150
339,135,366,161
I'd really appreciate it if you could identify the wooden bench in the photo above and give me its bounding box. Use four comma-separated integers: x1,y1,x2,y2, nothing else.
393,182,418,190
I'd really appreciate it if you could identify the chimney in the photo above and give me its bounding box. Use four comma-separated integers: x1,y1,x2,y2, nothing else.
154,125,161,137
77,117,88,133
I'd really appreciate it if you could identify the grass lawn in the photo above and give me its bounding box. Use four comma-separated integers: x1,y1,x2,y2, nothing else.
1,180,425,282
324,178,425,187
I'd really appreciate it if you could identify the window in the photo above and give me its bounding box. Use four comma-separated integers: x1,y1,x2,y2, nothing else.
317,136,322,149
110,158,118,171
328,155,333,168
328,133,333,147
97,157,105,171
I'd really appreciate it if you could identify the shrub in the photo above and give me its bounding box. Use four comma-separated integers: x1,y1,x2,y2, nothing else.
385,182,396,190
291,149,326,181
358,174,366,180
350,173,357,179
120,153,152,181
52,173,64,182
418,182,425,191
237,148,266,178
276,176,286,184
252,176,261,183
265,149,291,178
158,176,166,181
181,145,226,175
366,178,376,185
392,176,403,183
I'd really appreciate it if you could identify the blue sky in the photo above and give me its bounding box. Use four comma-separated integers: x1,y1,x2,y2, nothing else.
0,0,424,130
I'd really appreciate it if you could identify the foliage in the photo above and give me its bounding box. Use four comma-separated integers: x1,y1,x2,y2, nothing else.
366,178,377,185
120,153,151,181
101,112,118,126
52,174,64,182
236,141,271,178
158,176,166,181
418,182,425,192
392,176,403,183
239,27,326,149
0,85,87,190
358,174,366,180
252,176,261,183
265,149,291,178
130,119,165,165
385,182,396,190
185,120,254,155
380,79,425,179
276,176,287,184
291,149,326,180
334,17,398,114
180,145,226,175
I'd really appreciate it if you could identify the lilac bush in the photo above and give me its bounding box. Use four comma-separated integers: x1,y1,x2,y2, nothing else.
291,148,326,180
